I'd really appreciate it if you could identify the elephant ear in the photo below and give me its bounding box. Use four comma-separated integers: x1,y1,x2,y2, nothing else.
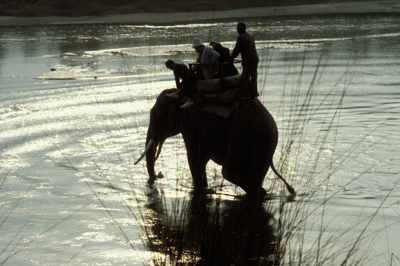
179,96,188,106
160,88,187,107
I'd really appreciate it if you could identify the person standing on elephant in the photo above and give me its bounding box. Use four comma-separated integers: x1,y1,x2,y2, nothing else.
229,22,259,98
165,60,190,100
210,36,238,78
179,38,220,108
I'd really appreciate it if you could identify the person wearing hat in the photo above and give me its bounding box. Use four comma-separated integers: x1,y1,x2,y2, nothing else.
210,36,238,78
192,38,220,80
178,38,221,108
165,60,190,100
229,22,259,98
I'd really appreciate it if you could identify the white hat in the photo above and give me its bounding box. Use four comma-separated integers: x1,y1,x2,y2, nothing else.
192,38,204,48
210,36,220,44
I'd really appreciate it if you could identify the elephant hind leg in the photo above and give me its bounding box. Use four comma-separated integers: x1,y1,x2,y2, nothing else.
222,163,269,197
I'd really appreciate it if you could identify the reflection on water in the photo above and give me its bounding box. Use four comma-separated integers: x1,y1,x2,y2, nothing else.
145,185,276,265
2,16,400,81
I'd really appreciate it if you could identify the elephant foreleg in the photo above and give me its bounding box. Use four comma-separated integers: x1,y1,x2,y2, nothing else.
190,160,208,190
187,153,209,191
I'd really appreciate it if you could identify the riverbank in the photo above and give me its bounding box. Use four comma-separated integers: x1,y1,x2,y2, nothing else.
1,0,400,27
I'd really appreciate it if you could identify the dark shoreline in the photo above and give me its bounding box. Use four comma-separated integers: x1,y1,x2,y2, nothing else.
1,1,399,28
0,0,378,17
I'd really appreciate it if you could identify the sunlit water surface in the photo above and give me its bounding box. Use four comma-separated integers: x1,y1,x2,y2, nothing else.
1,15,400,265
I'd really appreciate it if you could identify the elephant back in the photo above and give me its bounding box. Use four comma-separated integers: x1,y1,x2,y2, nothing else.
235,99,279,139
196,74,241,93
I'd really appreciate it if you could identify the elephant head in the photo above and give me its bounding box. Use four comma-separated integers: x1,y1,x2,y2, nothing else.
135,89,181,180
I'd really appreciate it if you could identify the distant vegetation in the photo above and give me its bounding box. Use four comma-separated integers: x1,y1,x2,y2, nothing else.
1,0,365,17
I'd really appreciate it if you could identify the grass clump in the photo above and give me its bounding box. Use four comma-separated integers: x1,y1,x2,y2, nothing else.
143,186,278,265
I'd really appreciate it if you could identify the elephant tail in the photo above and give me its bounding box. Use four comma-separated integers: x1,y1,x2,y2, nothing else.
271,162,296,196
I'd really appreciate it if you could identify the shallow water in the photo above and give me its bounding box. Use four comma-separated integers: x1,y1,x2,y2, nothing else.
1,15,400,265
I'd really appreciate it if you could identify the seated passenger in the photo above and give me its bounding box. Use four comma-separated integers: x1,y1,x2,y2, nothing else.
165,60,190,100
210,36,238,78
180,38,220,108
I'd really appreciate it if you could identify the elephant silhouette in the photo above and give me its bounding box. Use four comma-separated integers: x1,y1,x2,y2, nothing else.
136,88,295,198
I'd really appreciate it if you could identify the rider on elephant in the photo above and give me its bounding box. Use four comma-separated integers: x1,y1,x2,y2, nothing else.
165,60,190,100
210,36,238,78
229,22,259,99
192,38,221,80
168,38,220,109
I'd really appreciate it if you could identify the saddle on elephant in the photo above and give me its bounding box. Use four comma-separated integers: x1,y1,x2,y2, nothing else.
196,74,241,103
188,61,243,118
196,74,242,118
189,60,242,104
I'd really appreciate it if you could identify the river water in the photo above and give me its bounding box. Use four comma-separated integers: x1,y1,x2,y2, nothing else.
1,14,399,265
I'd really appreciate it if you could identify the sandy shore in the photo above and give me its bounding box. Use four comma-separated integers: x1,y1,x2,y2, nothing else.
1,0,399,27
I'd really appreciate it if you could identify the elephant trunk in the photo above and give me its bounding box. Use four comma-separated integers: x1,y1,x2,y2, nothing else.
144,125,166,180
145,129,158,179
137,96,180,180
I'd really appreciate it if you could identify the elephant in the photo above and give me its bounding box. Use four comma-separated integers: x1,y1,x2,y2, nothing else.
135,88,295,197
